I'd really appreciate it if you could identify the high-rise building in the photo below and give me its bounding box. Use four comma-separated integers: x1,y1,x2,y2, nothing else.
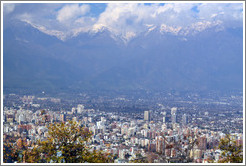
171,107,177,124
198,136,207,151
163,111,167,123
171,107,177,115
77,104,84,114
144,110,150,121
156,136,165,154
19,114,26,124
182,113,188,126
71,107,77,114
60,114,66,122
163,117,167,123
171,114,177,124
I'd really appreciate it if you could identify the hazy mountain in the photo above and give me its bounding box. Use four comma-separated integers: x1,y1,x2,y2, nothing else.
3,20,243,93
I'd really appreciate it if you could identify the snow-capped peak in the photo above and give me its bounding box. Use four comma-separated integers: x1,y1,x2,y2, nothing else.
160,24,182,35
19,19,224,43
20,19,67,41
160,20,223,36
91,23,108,33
121,31,136,44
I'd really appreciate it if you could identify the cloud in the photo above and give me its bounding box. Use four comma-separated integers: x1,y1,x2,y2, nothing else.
92,3,199,39
93,4,158,38
92,3,243,40
4,3,243,41
197,3,243,21
3,3,15,15
57,4,90,23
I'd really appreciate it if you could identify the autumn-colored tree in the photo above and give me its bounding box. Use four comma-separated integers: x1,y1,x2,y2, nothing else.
218,134,243,163
129,158,148,163
3,142,19,163
129,153,148,163
20,120,113,163
3,135,22,163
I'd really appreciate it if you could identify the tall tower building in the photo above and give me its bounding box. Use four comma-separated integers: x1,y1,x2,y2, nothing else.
71,107,77,114
163,117,167,123
171,107,177,115
182,113,188,126
163,111,167,123
198,136,207,151
156,136,165,154
171,114,177,124
144,110,150,121
171,107,177,124
60,113,66,122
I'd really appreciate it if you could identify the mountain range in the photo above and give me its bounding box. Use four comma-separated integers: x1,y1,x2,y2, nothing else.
3,20,243,93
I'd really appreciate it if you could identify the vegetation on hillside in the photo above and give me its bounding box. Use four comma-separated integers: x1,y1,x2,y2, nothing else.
217,134,243,163
4,120,113,163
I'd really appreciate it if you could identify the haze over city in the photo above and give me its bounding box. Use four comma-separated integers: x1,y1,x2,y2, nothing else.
2,2,244,164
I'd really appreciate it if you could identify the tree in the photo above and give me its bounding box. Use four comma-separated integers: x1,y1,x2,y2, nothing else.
218,134,243,163
3,142,19,163
129,153,148,163
3,135,21,163
19,120,113,163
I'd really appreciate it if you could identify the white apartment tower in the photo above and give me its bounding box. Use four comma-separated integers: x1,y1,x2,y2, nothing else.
171,107,177,124
144,110,150,121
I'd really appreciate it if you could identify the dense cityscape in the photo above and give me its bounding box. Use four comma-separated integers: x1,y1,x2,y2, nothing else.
2,1,244,164
3,90,243,163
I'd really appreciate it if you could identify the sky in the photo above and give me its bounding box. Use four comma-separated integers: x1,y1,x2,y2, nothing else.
3,2,244,40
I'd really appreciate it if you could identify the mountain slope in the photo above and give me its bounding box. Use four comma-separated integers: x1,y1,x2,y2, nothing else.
3,20,243,93
3,21,81,91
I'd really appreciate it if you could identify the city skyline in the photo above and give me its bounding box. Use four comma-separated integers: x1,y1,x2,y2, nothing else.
1,1,245,164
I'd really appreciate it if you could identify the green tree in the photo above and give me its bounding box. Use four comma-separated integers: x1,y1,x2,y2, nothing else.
218,134,243,163
22,120,113,163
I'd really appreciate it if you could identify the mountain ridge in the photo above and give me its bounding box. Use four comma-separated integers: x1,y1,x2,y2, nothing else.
19,19,225,43
3,20,243,93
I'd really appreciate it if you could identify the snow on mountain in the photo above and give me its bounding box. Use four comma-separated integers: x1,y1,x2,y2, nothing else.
160,20,224,36
3,18,243,92
20,19,67,41
160,24,182,35
144,24,157,35
20,19,225,43
187,20,224,34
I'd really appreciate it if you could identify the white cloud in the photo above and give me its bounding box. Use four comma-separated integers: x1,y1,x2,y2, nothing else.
92,3,198,39
93,4,158,39
17,13,33,22
197,3,243,22
7,3,243,41
3,3,15,15
92,3,242,41
57,4,90,23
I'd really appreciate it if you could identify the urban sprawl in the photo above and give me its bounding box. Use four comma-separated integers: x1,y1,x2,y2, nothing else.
3,91,243,163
